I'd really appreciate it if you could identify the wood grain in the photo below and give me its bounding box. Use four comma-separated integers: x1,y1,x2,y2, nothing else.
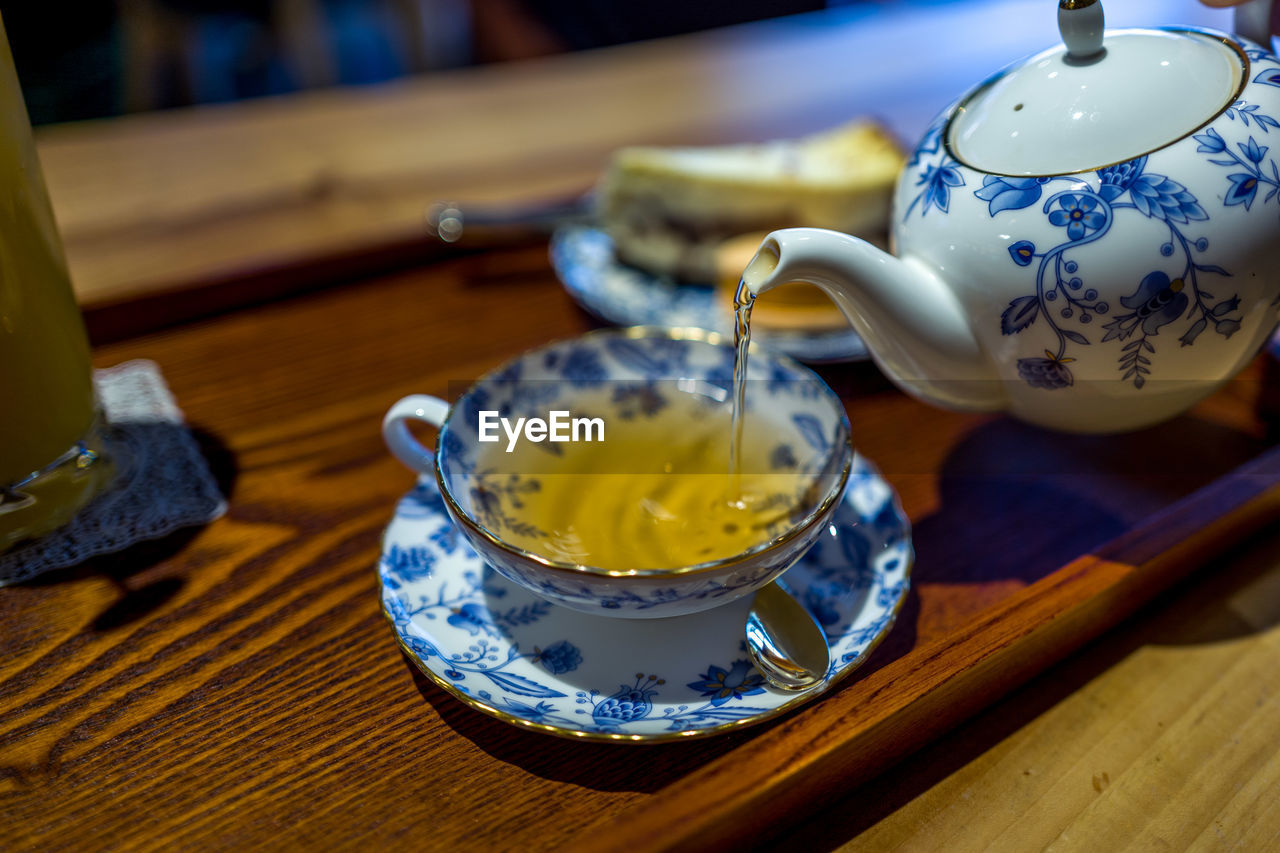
2,243,1277,851
4,2,1276,847
818,528,1280,851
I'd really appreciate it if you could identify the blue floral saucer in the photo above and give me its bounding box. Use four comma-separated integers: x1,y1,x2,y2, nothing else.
549,226,868,364
378,453,912,742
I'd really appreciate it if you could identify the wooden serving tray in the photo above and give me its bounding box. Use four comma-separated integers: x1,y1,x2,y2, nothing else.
586,382,1280,852
5,243,1278,852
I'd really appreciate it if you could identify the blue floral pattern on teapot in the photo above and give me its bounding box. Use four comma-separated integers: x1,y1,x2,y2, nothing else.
903,38,1280,396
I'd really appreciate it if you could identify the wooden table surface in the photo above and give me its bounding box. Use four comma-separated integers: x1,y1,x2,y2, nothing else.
788,530,1280,852
7,2,1280,851
35,0,1232,318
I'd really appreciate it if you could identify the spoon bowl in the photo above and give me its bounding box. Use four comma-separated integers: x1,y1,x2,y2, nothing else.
746,580,830,691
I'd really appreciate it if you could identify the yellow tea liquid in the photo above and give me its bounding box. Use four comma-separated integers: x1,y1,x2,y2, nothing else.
0,15,106,550
469,389,817,570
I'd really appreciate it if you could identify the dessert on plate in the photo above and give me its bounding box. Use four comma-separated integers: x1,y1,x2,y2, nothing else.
594,119,905,329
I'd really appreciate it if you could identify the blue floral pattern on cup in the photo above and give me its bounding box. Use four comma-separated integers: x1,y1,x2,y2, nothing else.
378,452,913,741
423,328,855,619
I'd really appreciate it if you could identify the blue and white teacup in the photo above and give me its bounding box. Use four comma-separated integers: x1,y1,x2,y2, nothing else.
382,327,852,618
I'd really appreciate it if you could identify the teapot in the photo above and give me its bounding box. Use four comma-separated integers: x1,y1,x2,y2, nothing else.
744,0,1280,432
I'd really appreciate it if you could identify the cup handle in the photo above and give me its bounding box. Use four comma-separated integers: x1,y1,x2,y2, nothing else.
382,394,450,474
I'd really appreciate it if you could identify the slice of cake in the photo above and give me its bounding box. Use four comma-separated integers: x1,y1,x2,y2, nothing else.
595,119,906,283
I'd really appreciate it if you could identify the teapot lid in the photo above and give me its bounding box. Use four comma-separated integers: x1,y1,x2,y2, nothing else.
946,0,1246,176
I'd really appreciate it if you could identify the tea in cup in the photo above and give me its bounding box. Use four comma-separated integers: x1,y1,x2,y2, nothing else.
382,327,852,618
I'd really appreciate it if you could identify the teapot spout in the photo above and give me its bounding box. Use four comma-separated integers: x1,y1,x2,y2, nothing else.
744,228,1006,412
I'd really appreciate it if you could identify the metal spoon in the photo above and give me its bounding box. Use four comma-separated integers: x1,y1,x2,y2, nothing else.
745,580,829,691
425,195,592,245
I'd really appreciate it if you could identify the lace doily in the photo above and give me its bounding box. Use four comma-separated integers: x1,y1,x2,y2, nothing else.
0,359,227,586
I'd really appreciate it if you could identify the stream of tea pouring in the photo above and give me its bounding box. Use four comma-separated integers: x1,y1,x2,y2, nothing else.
732,246,830,691
728,240,783,488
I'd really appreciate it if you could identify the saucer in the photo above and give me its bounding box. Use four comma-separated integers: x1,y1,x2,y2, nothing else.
549,226,869,365
378,453,912,742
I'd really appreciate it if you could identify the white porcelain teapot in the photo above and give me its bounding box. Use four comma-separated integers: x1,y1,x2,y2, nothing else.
745,0,1280,432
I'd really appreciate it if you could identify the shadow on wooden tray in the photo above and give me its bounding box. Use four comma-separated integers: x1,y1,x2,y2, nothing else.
406,663,758,794
796,405,1274,690
891,413,1271,646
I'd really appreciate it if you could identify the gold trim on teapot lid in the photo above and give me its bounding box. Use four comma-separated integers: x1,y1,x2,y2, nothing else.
946,27,1247,176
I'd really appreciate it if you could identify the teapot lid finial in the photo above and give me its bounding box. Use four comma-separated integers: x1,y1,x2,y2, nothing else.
1059,0,1105,62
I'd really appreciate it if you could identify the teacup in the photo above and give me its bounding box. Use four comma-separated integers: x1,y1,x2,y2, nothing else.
382,327,852,618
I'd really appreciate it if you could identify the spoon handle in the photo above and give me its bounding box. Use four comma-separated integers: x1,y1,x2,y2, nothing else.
425,194,592,245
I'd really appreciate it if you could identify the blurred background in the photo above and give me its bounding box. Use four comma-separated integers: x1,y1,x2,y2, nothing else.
0,0,886,125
